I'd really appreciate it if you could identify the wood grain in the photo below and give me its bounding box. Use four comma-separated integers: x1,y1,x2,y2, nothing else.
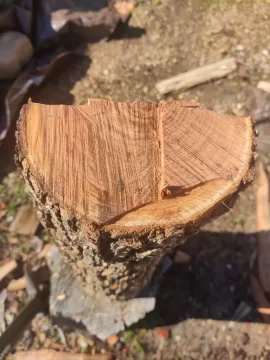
18,99,253,231
21,100,160,225
16,99,255,299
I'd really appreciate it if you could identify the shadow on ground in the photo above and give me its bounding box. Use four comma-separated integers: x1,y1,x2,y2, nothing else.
146,230,262,328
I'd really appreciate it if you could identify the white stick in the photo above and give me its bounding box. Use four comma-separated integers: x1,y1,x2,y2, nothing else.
156,57,237,95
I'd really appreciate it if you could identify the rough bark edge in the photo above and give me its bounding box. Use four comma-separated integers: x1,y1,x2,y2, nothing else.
15,108,256,300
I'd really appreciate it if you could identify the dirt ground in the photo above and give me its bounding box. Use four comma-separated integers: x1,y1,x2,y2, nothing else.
1,0,270,359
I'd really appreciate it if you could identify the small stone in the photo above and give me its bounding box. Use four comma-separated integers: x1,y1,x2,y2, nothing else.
0,31,33,79
174,250,191,264
143,86,149,93
101,268,114,276
235,44,245,52
103,69,109,76
56,294,66,301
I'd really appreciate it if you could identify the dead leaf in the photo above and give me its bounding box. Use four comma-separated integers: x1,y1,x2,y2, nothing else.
173,250,191,264
7,277,26,292
14,349,112,360
155,328,170,338
106,334,119,346
250,274,270,324
0,259,17,282
8,237,19,245
114,1,134,16
9,204,39,236
0,201,7,219
257,81,270,94
0,202,6,210
38,243,53,259
0,209,7,219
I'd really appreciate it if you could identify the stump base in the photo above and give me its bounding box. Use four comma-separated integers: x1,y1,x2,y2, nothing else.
47,246,171,340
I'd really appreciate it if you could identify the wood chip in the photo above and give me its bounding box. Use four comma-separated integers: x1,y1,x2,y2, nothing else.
106,334,119,346
37,243,53,259
156,57,237,94
9,204,39,236
256,162,270,293
0,259,17,282
173,250,191,264
250,274,270,324
257,81,270,94
155,328,170,338
7,277,26,292
14,349,112,360
8,237,19,245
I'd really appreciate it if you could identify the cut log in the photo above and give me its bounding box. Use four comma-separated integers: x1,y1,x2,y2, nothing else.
156,58,237,95
16,99,255,300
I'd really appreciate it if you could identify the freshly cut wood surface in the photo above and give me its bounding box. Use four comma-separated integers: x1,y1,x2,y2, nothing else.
16,99,254,299
18,99,253,232
20,100,160,225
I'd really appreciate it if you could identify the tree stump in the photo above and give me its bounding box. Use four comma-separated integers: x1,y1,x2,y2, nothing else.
16,99,255,300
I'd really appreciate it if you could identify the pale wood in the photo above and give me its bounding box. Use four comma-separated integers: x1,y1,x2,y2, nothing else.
14,350,111,360
257,81,270,94
0,260,17,282
16,99,254,299
9,204,39,235
257,162,270,294
250,274,270,324
7,277,26,291
156,57,237,95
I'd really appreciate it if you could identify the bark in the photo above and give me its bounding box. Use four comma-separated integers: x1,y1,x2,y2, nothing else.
15,99,255,300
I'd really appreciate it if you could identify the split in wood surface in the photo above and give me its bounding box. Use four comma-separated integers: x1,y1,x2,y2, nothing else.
16,99,255,299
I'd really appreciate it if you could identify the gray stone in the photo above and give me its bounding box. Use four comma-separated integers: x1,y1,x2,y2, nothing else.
0,31,33,79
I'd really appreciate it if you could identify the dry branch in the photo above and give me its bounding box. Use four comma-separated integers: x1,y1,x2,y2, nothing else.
156,58,237,95
16,99,254,300
0,260,17,282
7,277,26,292
14,350,111,360
250,274,270,324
